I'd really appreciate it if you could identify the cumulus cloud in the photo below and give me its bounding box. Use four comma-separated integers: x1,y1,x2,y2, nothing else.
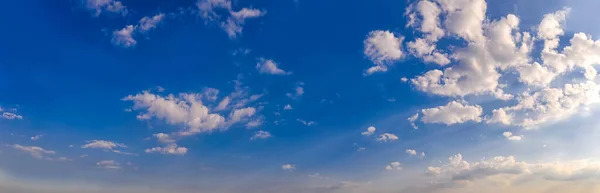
284,104,293,110
145,143,188,155
363,30,404,75
2,112,22,120
256,58,291,75
152,133,176,144
112,13,166,47
30,135,43,141
405,149,417,156
420,101,483,125
503,131,523,141
83,0,127,16
251,130,272,140
197,0,265,38
426,153,600,184
377,133,399,142
282,164,295,171
385,162,402,170
361,126,376,136
286,83,305,99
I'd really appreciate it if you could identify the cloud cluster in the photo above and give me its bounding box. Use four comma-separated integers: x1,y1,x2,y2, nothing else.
112,13,165,47
427,153,600,184
197,0,266,38
363,30,404,75
382,0,600,130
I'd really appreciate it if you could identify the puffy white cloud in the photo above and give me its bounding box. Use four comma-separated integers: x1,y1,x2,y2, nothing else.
123,91,227,136
286,83,305,99
30,135,42,141
420,101,482,125
152,133,176,144
112,13,166,47
96,160,121,169
361,126,376,136
215,96,231,111
427,153,600,184
376,133,399,142
363,30,404,75
282,164,296,171
256,58,290,75
111,25,136,47
137,13,166,33
385,162,402,171
503,131,523,141
83,0,127,16
251,130,272,140
283,104,293,110
197,0,265,38
2,112,23,120
145,143,188,155
82,140,126,150
405,149,417,156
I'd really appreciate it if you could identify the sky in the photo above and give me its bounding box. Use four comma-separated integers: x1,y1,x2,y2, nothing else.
1,0,600,192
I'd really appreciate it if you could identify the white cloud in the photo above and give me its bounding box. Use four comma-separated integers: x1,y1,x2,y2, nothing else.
152,133,176,144
503,131,523,141
426,153,600,184
11,144,55,159
376,133,399,142
145,143,188,155
2,112,22,120
30,135,43,141
363,30,404,75
96,160,121,169
256,58,290,75
123,91,227,136
82,140,126,150
297,119,316,126
251,130,271,140
283,104,293,110
361,126,376,136
357,147,366,152
385,162,402,170
111,25,136,47
281,164,296,171
83,0,127,16
408,113,419,129
112,13,166,47
197,0,265,38
420,101,483,125
286,84,304,99
405,149,417,156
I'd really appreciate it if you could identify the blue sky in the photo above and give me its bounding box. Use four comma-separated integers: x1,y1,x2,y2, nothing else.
2,0,600,192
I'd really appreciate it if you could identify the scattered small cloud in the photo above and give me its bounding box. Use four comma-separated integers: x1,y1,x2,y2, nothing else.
361,126,376,136
251,130,272,140
377,133,399,142
385,162,402,170
297,119,316,126
503,131,523,141
30,135,43,141
282,164,296,171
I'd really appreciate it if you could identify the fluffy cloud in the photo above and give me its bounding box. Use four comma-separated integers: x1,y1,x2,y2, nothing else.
256,58,290,75
145,143,188,155
286,83,305,99
152,133,176,144
377,133,399,142
197,0,265,38
96,160,121,169
30,135,43,141
405,149,417,156
83,0,127,16
282,164,296,171
420,101,483,125
363,30,404,75
385,162,402,170
112,13,166,47
503,131,523,141
2,112,22,120
427,153,600,184
361,126,376,136
251,130,272,140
